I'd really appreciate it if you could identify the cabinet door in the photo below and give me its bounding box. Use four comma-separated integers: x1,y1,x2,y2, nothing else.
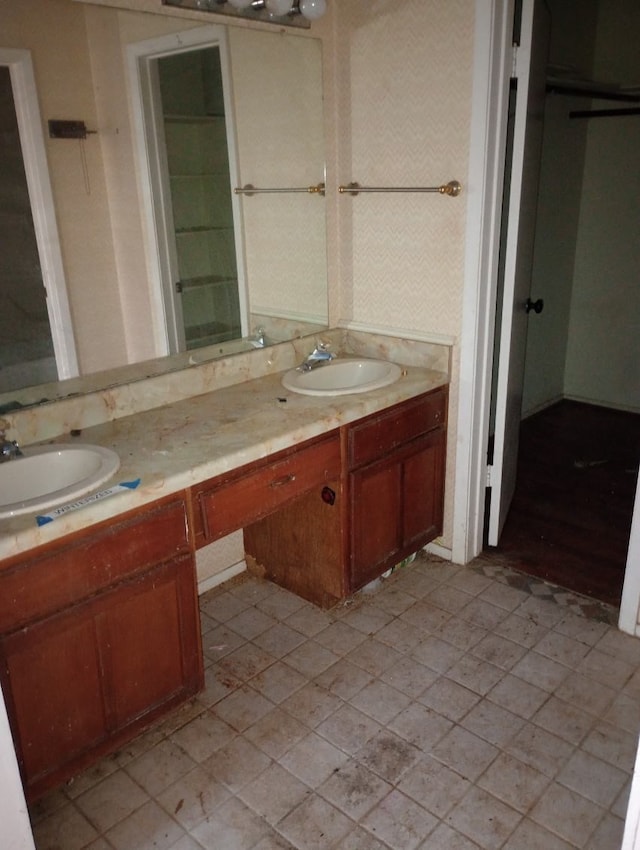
1,607,107,786
350,430,445,592
350,461,403,591
0,559,201,801
402,430,445,550
99,556,201,731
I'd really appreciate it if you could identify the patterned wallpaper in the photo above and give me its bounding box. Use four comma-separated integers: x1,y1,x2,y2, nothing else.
332,0,474,338
323,0,476,549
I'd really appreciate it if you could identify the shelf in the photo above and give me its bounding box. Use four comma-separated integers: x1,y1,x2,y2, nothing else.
180,275,238,292
170,174,229,180
175,226,234,236
164,114,225,124
185,322,240,346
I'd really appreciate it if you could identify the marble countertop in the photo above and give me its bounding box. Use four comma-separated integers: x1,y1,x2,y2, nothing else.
0,364,448,561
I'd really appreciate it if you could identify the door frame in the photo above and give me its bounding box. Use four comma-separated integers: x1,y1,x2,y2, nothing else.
452,0,514,565
126,25,248,356
454,0,640,633
0,48,78,381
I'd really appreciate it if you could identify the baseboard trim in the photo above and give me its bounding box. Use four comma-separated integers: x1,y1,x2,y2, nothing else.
425,541,452,561
197,560,246,596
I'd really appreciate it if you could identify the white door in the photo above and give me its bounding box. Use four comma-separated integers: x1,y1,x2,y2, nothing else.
128,26,248,357
487,0,550,545
1,49,78,387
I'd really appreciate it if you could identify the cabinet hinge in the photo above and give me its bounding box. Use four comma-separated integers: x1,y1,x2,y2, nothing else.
175,280,183,294
486,464,493,487
511,42,518,79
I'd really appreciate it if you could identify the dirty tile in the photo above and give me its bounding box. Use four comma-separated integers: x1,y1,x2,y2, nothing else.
445,786,521,848
277,793,354,850
477,752,549,813
398,754,472,818
238,762,310,825
156,765,230,830
75,771,149,833
530,783,605,847
360,789,438,850
105,799,186,850
279,732,350,788
318,759,392,820
316,703,382,755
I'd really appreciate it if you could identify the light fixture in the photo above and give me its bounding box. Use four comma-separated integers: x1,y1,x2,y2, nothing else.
264,0,294,16
299,0,326,20
162,0,328,28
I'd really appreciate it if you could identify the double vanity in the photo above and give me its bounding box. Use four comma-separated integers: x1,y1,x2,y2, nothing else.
0,331,449,801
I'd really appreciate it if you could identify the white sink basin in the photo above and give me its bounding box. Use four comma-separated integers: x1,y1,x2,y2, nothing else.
0,444,120,519
282,358,402,396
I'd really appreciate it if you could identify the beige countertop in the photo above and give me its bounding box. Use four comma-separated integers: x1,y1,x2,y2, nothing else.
0,365,448,561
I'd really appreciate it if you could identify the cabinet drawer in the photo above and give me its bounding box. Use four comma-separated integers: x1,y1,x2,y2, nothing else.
0,497,190,633
348,387,447,469
197,435,341,543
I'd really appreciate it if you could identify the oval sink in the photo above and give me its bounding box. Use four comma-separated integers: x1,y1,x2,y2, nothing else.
0,444,120,519
282,358,402,396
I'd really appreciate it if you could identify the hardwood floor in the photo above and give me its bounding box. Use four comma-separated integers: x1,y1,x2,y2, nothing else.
487,400,640,607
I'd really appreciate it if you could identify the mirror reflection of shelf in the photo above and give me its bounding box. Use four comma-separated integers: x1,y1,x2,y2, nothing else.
164,113,225,123
185,320,240,348
175,226,234,234
179,274,238,292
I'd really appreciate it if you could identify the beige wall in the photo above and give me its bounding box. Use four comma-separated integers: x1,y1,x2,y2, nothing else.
331,1,473,338
328,0,475,548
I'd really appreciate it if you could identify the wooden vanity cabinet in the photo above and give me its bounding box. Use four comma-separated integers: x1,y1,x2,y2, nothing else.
244,387,447,606
347,390,446,591
0,385,446,800
0,496,202,802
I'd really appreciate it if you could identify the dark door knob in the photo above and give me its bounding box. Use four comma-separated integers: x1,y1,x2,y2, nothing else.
525,297,544,314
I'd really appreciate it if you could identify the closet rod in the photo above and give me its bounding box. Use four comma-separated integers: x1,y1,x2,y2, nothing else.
546,82,640,103
339,180,461,197
570,107,640,119
235,183,325,196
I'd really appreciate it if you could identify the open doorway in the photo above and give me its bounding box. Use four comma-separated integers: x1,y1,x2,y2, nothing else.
494,403,639,606
486,0,640,608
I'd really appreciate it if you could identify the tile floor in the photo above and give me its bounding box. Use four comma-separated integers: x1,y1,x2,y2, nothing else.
29,552,640,850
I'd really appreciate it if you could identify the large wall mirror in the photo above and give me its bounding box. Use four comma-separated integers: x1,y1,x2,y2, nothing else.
0,0,327,412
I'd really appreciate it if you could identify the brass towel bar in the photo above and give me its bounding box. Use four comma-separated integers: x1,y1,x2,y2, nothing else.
235,182,325,196
234,180,462,198
339,180,462,197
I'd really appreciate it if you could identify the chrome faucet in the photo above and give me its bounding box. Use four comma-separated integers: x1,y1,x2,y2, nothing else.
0,430,22,462
298,341,336,372
249,326,268,349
